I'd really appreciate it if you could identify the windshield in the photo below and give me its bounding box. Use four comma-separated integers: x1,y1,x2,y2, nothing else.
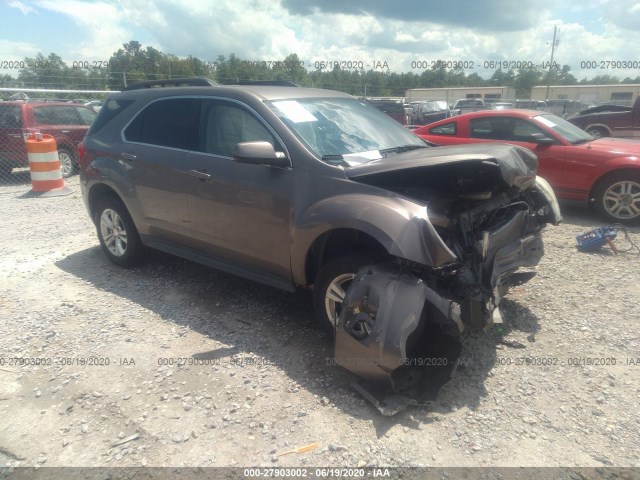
532,113,593,144
268,97,426,165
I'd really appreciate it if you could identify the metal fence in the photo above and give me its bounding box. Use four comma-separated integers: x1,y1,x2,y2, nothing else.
0,94,102,185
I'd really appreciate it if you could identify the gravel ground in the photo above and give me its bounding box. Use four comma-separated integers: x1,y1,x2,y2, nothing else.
1,173,639,471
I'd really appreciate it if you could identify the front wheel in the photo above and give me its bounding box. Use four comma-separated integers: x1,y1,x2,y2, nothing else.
95,197,144,266
594,172,640,224
58,147,76,178
313,252,387,337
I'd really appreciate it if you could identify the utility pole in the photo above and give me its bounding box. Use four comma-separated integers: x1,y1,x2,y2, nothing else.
545,25,558,100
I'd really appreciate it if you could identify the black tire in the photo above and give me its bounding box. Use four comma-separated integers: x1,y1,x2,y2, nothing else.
94,196,144,266
594,171,640,224
313,251,387,337
0,163,13,180
586,126,608,139
58,147,76,178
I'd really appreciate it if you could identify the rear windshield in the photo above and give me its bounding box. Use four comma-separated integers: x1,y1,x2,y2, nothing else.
88,99,135,135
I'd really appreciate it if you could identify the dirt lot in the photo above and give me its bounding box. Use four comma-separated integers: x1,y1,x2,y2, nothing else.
1,174,640,472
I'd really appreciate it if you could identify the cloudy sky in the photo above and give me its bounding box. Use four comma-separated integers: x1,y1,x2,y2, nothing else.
2,0,640,80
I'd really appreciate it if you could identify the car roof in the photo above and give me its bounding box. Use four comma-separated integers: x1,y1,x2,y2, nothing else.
110,85,354,103
0,101,94,107
449,109,546,120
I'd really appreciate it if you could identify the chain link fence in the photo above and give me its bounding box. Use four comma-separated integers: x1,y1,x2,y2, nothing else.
0,97,99,186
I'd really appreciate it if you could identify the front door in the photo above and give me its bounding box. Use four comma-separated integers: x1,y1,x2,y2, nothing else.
187,100,293,287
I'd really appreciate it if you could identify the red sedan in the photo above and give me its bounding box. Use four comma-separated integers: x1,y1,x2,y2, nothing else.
413,110,640,223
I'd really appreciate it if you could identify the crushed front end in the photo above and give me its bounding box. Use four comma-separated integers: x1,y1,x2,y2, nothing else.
338,145,562,414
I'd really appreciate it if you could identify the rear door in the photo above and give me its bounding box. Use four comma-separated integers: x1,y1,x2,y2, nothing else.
121,97,200,245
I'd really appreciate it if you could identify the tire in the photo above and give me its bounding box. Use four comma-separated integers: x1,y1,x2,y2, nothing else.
313,251,387,337
94,196,144,266
58,147,76,178
586,126,608,139
594,172,640,224
0,163,13,180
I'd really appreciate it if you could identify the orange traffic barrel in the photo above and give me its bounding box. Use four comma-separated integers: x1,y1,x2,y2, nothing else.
25,133,72,197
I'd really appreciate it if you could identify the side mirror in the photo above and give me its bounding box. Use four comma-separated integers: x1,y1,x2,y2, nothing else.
233,141,290,168
528,133,555,145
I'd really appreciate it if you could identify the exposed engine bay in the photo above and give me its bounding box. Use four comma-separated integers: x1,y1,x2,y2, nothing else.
338,145,562,414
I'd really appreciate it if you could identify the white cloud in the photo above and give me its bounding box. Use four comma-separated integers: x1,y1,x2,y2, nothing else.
8,1,35,15
31,0,132,60
1,0,638,82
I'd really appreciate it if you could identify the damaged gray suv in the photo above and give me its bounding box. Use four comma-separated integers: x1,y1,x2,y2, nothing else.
79,79,561,410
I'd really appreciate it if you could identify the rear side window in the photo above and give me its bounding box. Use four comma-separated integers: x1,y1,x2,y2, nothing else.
125,98,201,150
33,106,84,125
75,107,97,126
0,105,22,128
429,122,457,135
88,99,134,135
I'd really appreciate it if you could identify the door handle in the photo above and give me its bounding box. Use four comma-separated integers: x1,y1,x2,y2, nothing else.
188,169,211,180
120,153,137,162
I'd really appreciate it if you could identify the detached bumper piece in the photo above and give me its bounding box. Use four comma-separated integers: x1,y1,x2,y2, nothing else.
334,263,463,415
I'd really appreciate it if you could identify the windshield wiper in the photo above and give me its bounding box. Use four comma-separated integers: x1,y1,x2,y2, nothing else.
571,139,592,145
379,144,430,156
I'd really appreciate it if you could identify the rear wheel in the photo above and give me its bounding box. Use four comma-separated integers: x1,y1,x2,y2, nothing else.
58,147,76,178
0,163,13,179
594,172,640,224
313,251,387,337
586,126,608,139
95,197,144,266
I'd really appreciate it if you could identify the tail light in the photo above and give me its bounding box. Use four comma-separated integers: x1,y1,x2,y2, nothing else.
77,141,87,168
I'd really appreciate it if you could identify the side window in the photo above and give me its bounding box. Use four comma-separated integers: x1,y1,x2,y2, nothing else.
469,118,493,138
75,107,97,126
429,122,457,135
470,117,514,140
37,106,83,125
511,119,551,142
0,105,22,128
124,98,201,150
200,101,275,157
33,107,55,125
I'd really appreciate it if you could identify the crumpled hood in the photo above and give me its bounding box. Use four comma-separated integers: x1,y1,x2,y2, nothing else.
345,143,538,192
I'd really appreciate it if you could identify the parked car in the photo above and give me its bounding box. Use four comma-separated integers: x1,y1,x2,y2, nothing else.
84,100,104,112
515,100,547,110
0,101,96,177
78,79,560,406
409,100,450,125
413,109,640,222
450,98,489,116
568,96,640,138
365,99,409,124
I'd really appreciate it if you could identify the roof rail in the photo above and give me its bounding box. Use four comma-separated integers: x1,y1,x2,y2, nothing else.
231,80,299,87
123,77,218,91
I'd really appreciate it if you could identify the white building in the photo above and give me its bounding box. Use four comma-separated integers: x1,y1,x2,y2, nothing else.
405,86,516,103
531,84,640,105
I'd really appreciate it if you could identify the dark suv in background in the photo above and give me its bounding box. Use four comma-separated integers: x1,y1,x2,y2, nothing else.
78,78,560,405
0,101,96,177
